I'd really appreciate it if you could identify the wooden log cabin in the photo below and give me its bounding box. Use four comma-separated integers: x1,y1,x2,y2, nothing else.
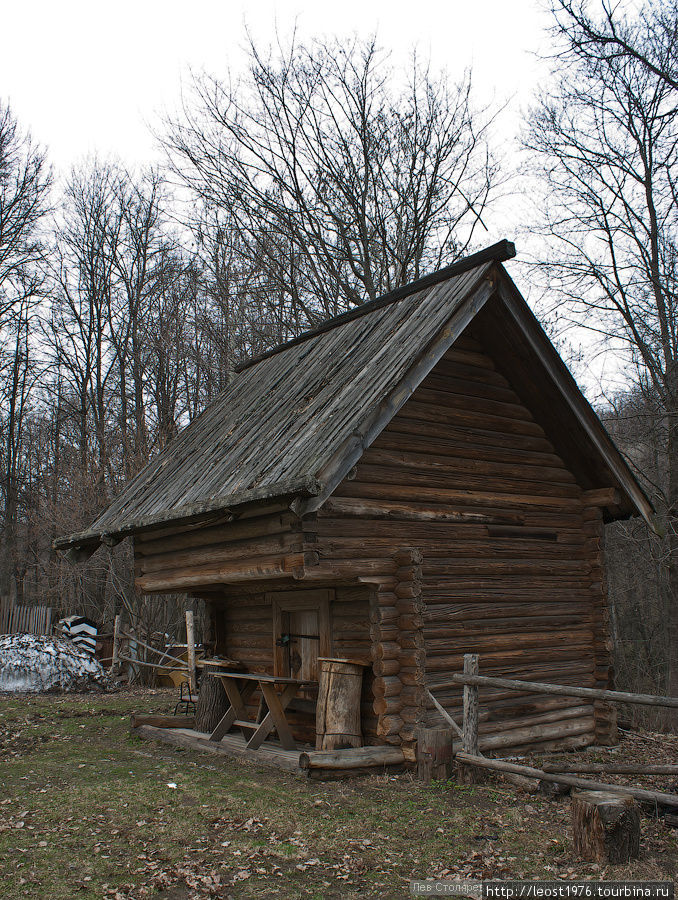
56,240,653,765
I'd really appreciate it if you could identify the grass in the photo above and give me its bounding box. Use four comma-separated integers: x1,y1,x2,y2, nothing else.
0,689,676,899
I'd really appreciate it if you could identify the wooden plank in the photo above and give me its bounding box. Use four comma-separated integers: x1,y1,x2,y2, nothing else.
138,532,302,574
135,512,295,556
336,481,584,510
131,715,196,729
209,680,257,741
251,682,299,750
135,725,304,773
136,555,305,591
322,497,522,526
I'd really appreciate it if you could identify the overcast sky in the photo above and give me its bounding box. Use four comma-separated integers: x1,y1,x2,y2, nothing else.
2,0,550,172
3,0,619,391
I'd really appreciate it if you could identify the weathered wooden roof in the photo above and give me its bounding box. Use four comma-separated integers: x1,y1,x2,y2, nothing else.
56,240,653,556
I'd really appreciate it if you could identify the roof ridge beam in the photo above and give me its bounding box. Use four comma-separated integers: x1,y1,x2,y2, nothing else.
235,240,516,373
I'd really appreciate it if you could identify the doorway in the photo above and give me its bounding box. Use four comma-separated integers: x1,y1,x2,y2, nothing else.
270,590,333,687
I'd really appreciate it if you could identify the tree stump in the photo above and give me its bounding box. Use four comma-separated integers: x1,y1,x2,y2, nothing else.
316,658,365,750
195,674,229,734
417,727,454,783
571,790,640,863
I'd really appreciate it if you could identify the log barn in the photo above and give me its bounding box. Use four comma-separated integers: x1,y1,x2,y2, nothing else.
57,240,653,768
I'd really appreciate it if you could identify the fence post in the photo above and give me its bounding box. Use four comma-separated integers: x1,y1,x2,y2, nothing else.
186,610,197,696
457,653,480,785
111,614,122,675
463,653,479,755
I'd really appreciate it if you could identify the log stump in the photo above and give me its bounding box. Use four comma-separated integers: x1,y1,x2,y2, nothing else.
417,726,454,783
195,674,229,735
571,790,640,864
316,658,366,750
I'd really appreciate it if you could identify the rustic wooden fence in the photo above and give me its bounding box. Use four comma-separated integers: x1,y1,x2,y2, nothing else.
0,595,53,635
423,652,678,811
106,611,196,690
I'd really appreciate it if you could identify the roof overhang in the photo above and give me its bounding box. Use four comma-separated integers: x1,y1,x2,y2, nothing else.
54,476,322,561
291,272,499,517
489,275,654,528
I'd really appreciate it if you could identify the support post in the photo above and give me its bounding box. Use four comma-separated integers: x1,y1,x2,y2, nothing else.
110,614,122,675
185,609,197,696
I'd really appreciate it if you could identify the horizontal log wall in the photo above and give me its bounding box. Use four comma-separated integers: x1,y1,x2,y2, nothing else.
133,507,306,592
317,329,613,752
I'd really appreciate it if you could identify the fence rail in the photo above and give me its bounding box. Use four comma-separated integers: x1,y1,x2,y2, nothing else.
447,672,678,710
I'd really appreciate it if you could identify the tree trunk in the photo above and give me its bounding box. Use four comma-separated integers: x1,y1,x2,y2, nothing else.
667,391,678,731
195,674,229,734
571,790,640,864
316,659,364,750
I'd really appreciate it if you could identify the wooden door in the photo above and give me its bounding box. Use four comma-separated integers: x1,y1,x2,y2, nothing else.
287,608,320,681
270,590,332,683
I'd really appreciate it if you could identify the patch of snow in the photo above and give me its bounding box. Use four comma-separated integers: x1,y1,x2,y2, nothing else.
0,634,110,693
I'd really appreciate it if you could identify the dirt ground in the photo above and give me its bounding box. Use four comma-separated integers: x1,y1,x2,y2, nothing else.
0,688,677,899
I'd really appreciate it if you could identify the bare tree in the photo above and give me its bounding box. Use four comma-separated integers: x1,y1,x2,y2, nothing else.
600,391,670,725
49,162,122,486
549,0,678,92
0,103,51,328
0,298,38,599
107,167,169,475
164,35,501,334
526,1,678,717
0,104,50,598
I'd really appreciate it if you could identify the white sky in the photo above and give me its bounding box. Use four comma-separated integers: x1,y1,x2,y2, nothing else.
2,0,550,173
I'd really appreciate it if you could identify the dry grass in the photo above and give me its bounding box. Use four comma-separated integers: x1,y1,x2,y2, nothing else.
0,688,677,899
